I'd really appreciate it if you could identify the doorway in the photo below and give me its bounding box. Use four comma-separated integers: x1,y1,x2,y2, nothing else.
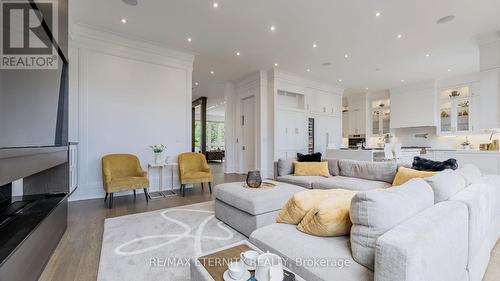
241,96,255,172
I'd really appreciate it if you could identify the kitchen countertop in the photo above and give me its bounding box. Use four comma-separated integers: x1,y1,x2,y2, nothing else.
427,148,500,154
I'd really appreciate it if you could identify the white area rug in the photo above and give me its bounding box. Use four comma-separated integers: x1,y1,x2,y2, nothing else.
97,201,245,281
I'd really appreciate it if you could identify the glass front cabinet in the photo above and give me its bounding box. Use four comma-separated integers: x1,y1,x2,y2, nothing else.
438,85,474,135
371,99,390,136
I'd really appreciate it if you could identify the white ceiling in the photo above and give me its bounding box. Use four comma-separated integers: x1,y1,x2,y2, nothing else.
71,0,500,95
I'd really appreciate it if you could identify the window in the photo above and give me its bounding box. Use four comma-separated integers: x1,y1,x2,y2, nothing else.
194,121,225,152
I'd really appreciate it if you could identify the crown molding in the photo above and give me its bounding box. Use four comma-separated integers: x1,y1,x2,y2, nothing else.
70,24,195,70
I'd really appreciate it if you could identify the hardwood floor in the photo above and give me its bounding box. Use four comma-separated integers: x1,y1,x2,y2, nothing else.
38,164,500,281
38,164,244,281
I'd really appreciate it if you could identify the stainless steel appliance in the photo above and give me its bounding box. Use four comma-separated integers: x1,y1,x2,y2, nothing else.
348,134,366,149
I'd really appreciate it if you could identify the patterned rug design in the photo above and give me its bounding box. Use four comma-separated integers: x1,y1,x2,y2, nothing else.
97,201,245,281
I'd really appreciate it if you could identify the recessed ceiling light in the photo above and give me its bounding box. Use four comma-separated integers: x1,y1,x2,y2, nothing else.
212,2,219,8
365,87,369,90
401,79,405,83
120,18,127,24
274,63,279,67
425,53,430,57
210,70,215,75
338,79,343,82
312,43,318,48
236,51,241,56
397,34,403,39
194,82,199,86
270,25,276,32
306,68,311,72
187,37,192,42
344,54,349,59
375,12,381,17
437,15,455,24
447,68,452,72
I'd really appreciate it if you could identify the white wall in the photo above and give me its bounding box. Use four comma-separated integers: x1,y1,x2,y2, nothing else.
69,25,194,201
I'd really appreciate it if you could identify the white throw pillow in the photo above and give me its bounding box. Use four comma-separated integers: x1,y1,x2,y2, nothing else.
349,178,434,269
425,169,467,203
457,164,482,186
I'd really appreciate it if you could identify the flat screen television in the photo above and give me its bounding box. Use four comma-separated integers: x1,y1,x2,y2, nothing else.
0,0,68,149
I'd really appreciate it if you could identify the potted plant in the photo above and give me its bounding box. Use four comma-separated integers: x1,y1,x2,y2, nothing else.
149,144,166,164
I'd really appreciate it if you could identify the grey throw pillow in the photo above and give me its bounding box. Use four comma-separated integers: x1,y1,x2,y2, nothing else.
277,158,296,176
350,178,434,269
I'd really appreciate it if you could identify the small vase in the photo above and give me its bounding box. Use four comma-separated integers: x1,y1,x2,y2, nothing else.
246,171,262,188
154,152,162,164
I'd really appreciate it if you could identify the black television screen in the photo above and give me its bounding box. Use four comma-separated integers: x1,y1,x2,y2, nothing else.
0,0,67,149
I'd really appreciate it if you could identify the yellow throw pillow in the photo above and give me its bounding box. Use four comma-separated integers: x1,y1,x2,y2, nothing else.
297,190,356,237
392,167,437,186
294,162,330,177
277,189,345,224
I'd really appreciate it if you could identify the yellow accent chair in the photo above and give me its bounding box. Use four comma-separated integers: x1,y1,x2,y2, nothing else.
102,154,150,208
178,152,213,197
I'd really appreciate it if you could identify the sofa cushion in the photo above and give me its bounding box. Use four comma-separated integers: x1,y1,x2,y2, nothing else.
326,158,341,176
425,169,467,203
294,161,330,177
297,190,356,237
277,189,352,225
276,175,323,189
311,176,391,191
339,159,397,183
457,164,482,186
250,223,373,281
214,182,304,215
350,178,434,269
392,166,437,186
277,158,296,176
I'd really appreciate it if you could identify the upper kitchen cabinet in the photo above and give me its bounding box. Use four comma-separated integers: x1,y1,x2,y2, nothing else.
390,80,438,129
371,98,390,136
306,88,342,116
277,90,306,111
347,95,367,135
437,84,479,135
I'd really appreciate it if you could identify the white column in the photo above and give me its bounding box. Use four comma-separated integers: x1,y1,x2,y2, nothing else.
223,82,237,173
477,30,500,130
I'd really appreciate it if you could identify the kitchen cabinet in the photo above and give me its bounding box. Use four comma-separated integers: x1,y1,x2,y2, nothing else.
347,98,367,135
342,111,349,138
306,88,342,116
315,115,342,155
390,80,437,129
438,83,479,135
371,99,390,136
276,109,308,159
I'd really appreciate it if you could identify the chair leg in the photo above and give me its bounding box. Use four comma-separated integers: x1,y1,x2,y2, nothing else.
108,193,113,209
104,193,108,202
133,189,136,197
143,188,149,202
201,183,204,190
208,182,212,194
181,184,186,197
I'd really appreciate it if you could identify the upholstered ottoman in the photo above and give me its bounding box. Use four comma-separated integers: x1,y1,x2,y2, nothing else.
215,181,304,237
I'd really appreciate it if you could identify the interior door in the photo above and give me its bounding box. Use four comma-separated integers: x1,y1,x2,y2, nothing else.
241,96,255,172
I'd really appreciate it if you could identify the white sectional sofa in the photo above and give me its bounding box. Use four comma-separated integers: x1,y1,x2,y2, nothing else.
251,163,500,281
